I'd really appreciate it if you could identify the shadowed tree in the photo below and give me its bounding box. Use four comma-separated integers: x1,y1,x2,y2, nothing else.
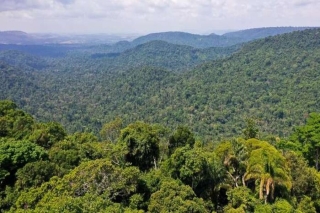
118,121,160,171
28,122,66,149
168,126,195,155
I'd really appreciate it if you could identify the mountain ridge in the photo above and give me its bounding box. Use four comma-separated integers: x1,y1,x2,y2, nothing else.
1,27,317,47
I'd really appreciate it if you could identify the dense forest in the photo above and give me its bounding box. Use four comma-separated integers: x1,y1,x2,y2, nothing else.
1,27,320,211
1,100,320,212
1,28,320,141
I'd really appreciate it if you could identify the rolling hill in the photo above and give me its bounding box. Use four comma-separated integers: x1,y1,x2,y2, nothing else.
1,28,320,141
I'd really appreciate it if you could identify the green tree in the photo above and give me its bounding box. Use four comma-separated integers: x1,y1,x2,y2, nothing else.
297,196,316,213
48,140,82,170
100,117,123,142
272,199,293,213
243,118,259,140
291,113,320,170
148,178,208,213
0,100,34,139
243,139,291,203
224,186,256,212
118,121,160,171
13,160,141,211
168,126,195,155
0,100,17,116
164,146,225,203
15,161,63,190
214,139,248,187
284,151,320,203
29,122,66,149
0,139,47,187
65,132,98,144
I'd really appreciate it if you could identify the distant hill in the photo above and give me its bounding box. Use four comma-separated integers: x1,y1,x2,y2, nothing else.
0,31,35,44
0,31,137,45
0,61,40,108
130,31,244,48
0,44,83,57
0,50,48,71
222,26,315,41
1,27,316,48
88,40,238,72
127,27,316,48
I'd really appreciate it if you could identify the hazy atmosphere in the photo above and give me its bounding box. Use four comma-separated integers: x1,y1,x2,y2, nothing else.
1,0,320,34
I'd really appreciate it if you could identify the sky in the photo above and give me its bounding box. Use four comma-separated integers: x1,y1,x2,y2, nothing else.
0,0,319,35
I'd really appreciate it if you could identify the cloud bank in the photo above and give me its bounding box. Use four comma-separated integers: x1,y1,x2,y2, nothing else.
0,0,319,34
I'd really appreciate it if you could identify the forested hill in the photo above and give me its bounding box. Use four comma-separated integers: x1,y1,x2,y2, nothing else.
1,28,320,141
0,40,237,74
89,40,238,72
83,27,314,54
131,32,226,48
129,27,314,48
222,26,314,41
0,50,48,71
176,28,320,138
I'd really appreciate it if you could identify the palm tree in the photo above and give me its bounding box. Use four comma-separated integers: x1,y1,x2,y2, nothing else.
243,139,291,203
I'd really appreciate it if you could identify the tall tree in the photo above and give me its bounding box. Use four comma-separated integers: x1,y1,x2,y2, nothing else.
168,126,195,155
291,113,320,170
118,121,160,171
214,139,248,188
243,139,291,203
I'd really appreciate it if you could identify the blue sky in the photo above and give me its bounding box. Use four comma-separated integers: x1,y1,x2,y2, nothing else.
0,0,319,34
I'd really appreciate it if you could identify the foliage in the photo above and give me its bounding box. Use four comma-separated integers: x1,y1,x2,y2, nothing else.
243,118,259,139
225,186,256,212
284,151,320,203
0,139,47,187
291,113,320,170
0,100,34,139
2,29,320,141
12,160,140,212
214,139,248,188
100,117,123,142
15,161,63,190
28,122,66,149
164,145,225,203
1,28,320,212
243,139,291,203
148,178,208,213
272,199,294,213
118,121,160,171
296,196,316,213
168,125,195,155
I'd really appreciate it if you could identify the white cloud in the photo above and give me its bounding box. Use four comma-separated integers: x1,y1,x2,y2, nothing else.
0,0,319,33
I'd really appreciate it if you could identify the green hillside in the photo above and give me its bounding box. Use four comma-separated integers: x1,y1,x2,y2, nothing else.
1,29,320,141
0,50,48,71
131,27,314,48
89,40,237,72
222,26,314,41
